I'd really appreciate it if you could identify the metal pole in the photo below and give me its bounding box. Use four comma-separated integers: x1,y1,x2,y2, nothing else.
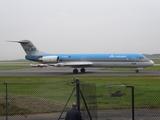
4,82,8,120
126,86,134,120
80,90,92,120
75,78,80,111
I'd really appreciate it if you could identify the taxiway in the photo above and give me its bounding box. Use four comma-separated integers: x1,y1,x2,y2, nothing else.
0,67,159,76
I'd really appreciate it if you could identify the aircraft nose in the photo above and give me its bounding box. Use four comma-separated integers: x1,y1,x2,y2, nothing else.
150,60,154,66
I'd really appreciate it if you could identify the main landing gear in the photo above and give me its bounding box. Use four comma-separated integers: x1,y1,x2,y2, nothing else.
73,68,85,74
73,68,78,74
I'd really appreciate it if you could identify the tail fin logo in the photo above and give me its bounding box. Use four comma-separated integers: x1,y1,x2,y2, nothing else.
25,44,36,52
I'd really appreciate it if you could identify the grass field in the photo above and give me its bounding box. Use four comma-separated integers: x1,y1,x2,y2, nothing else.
0,61,30,70
1,76,160,115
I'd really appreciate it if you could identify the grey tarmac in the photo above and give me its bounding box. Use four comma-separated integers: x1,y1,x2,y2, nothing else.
0,66,160,76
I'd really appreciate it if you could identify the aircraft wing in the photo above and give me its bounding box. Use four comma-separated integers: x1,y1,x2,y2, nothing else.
50,62,93,67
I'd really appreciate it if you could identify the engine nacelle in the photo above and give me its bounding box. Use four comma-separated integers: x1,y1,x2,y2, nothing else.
40,56,59,63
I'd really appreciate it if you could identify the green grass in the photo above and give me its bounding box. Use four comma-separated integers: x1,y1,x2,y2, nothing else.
0,66,30,70
103,65,160,71
0,61,30,70
152,59,160,64
1,76,160,114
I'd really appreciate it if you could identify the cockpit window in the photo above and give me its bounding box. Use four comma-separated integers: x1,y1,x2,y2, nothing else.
139,57,145,59
139,55,147,59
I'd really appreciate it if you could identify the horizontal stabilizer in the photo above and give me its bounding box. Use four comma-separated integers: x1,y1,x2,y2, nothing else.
7,40,43,55
6,40,32,44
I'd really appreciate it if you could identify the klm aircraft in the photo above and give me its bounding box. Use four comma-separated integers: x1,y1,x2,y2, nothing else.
8,40,154,73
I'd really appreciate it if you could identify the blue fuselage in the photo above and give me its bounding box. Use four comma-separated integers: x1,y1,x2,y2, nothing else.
25,53,154,68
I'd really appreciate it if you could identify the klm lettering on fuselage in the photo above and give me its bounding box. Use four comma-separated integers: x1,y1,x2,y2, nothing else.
25,44,36,51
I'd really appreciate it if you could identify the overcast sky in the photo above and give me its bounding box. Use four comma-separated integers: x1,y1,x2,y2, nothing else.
0,0,160,60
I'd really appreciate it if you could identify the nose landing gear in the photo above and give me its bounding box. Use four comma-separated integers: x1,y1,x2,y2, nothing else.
136,69,139,73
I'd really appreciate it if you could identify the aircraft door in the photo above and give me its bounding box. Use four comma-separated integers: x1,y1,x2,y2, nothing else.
80,56,86,61
131,57,136,65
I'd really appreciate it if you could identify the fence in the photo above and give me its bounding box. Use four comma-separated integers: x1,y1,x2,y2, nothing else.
1,80,160,120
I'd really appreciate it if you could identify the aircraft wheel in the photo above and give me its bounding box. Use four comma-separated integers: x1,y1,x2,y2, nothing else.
81,68,85,73
136,70,139,73
73,69,78,74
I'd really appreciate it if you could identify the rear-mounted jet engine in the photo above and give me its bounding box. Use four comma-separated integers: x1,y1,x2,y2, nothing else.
39,56,59,63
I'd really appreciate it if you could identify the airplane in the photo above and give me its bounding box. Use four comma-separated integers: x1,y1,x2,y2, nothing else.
8,40,154,74
30,62,48,68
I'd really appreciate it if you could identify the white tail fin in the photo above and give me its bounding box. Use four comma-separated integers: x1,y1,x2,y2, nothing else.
7,40,43,55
